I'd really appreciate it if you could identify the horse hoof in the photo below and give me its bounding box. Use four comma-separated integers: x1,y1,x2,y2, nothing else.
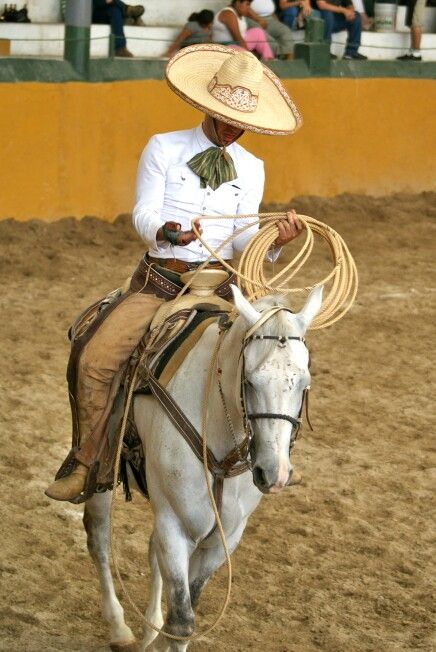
110,641,140,652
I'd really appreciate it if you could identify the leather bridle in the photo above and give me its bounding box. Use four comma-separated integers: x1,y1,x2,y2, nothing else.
239,324,312,457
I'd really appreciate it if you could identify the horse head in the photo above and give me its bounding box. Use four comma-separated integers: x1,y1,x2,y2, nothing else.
232,285,323,495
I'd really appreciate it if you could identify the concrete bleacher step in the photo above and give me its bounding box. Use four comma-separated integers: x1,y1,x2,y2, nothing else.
0,2,435,61
0,23,181,58
20,0,227,27
1,23,435,61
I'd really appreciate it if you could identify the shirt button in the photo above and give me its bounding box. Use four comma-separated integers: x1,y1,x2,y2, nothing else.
207,192,211,196
202,206,206,210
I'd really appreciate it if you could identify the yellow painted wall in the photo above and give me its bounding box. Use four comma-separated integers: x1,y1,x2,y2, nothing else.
1,78,435,221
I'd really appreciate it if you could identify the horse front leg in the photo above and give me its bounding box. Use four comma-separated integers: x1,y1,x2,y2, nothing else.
145,519,195,652
189,520,247,611
83,491,138,651
140,531,164,650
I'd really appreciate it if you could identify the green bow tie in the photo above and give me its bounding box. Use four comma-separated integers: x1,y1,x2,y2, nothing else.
187,146,237,191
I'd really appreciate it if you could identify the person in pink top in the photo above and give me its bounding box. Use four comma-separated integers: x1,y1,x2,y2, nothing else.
213,0,274,60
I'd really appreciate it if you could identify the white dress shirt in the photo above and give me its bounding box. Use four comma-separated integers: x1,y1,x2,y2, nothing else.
132,124,266,262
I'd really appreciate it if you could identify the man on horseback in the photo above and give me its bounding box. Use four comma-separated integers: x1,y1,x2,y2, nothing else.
45,44,303,504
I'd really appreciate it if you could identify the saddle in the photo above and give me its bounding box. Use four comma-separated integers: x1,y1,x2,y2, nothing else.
119,302,231,500
94,269,233,500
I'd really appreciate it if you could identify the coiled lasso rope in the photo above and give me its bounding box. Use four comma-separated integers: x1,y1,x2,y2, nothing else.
187,212,359,329
109,212,358,644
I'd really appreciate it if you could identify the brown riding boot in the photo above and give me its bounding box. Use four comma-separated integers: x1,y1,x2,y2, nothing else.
45,463,88,501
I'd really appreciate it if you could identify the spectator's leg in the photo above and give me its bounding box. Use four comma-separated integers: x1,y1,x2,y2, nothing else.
246,17,280,57
245,27,274,60
107,3,127,50
267,16,294,58
320,9,335,45
112,0,128,18
279,7,300,30
344,12,362,56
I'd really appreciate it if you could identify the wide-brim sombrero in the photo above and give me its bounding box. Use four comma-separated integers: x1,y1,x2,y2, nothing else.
165,44,302,136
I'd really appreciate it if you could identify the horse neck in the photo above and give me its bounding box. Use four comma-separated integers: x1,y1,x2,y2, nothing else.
208,318,247,456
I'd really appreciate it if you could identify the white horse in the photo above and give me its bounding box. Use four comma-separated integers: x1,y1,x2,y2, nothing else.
83,285,323,651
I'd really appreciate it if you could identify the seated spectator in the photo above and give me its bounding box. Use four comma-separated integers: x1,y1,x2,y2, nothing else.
213,0,274,60
165,10,214,59
315,0,368,59
277,0,313,31
246,0,295,59
397,0,426,61
352,0,373,30
92,0,144,58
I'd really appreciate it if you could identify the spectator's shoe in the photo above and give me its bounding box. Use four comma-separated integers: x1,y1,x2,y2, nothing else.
126,5,145,20
397,53,422,61
343,52,368,60
115,47,134,58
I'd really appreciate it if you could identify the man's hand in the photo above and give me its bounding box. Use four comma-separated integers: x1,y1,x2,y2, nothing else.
300,0,312,17
343,6,355,20
274,210,303,246
177,219,203,246
158,219,202,246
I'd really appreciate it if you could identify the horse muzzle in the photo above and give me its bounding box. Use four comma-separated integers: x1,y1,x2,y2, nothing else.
252,462,292,494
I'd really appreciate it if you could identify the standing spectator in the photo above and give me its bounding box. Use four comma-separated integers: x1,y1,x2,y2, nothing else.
164,10,214,59
315,0,368,59
246,0,295,59
92,0,144,58
277,0,313,31
397,0,426,60
213,0,274,60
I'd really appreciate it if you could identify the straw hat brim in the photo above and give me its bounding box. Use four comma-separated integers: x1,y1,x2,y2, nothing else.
166,44,302,136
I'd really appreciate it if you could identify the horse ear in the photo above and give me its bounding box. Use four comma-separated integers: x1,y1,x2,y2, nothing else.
297,285,323,331
231,285,262,327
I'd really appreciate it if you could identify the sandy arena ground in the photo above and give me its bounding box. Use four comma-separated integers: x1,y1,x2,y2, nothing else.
0,193,435,652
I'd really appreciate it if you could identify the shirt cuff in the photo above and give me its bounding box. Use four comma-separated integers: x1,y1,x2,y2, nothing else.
133,212,166,251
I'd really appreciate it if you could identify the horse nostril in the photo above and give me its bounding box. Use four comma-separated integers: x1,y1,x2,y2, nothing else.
253,465,268,490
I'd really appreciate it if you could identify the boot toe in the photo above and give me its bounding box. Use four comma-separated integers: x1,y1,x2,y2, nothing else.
45,472,86,501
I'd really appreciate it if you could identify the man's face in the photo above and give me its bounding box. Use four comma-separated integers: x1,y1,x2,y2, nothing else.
204,115,244,146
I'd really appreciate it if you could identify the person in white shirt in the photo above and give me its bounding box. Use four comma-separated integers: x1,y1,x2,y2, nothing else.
45,45,303,503
213,0,274,60
247,0,296,59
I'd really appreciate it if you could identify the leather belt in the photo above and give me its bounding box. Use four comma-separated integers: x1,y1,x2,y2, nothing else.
148,256,229,275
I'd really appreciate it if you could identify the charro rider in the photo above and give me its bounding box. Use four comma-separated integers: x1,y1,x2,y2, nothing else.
45,44,304,503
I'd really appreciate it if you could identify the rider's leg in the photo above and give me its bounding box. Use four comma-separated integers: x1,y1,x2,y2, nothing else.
45,291,164,501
